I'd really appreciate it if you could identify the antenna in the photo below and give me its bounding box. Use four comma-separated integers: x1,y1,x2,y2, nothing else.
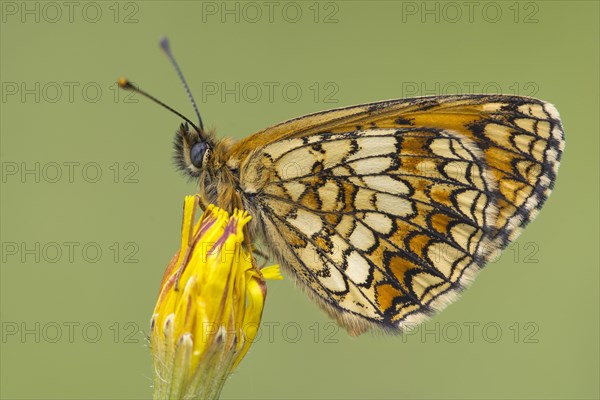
117,77,203,134
160,37,204,132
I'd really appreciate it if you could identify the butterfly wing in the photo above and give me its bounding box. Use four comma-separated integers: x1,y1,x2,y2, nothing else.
231,95,564,334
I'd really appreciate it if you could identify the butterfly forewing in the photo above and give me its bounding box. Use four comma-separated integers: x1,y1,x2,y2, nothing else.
226,95,564,334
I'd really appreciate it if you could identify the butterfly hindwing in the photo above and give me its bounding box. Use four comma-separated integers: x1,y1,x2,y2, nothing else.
231,95,564,334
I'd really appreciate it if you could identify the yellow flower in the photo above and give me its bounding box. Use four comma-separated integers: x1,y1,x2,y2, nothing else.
150,195,282,399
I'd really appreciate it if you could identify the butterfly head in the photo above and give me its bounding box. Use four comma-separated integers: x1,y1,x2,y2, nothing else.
173,122,214,178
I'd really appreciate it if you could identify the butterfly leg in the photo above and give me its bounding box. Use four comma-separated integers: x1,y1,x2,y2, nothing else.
252,246,269,260
197,193,208,212
251,245,271,269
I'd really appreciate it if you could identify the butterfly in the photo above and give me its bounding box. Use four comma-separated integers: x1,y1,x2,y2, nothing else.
120,38,565,335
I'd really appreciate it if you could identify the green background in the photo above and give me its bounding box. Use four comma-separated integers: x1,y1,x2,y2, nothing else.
1,1,598,399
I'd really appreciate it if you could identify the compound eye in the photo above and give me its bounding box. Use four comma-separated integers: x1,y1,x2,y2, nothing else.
190,142,208,168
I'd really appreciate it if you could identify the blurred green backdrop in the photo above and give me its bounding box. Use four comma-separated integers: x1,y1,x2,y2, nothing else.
1,1,598,399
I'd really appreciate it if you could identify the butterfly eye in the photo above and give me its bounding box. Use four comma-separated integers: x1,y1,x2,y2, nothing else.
190,142,208,168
